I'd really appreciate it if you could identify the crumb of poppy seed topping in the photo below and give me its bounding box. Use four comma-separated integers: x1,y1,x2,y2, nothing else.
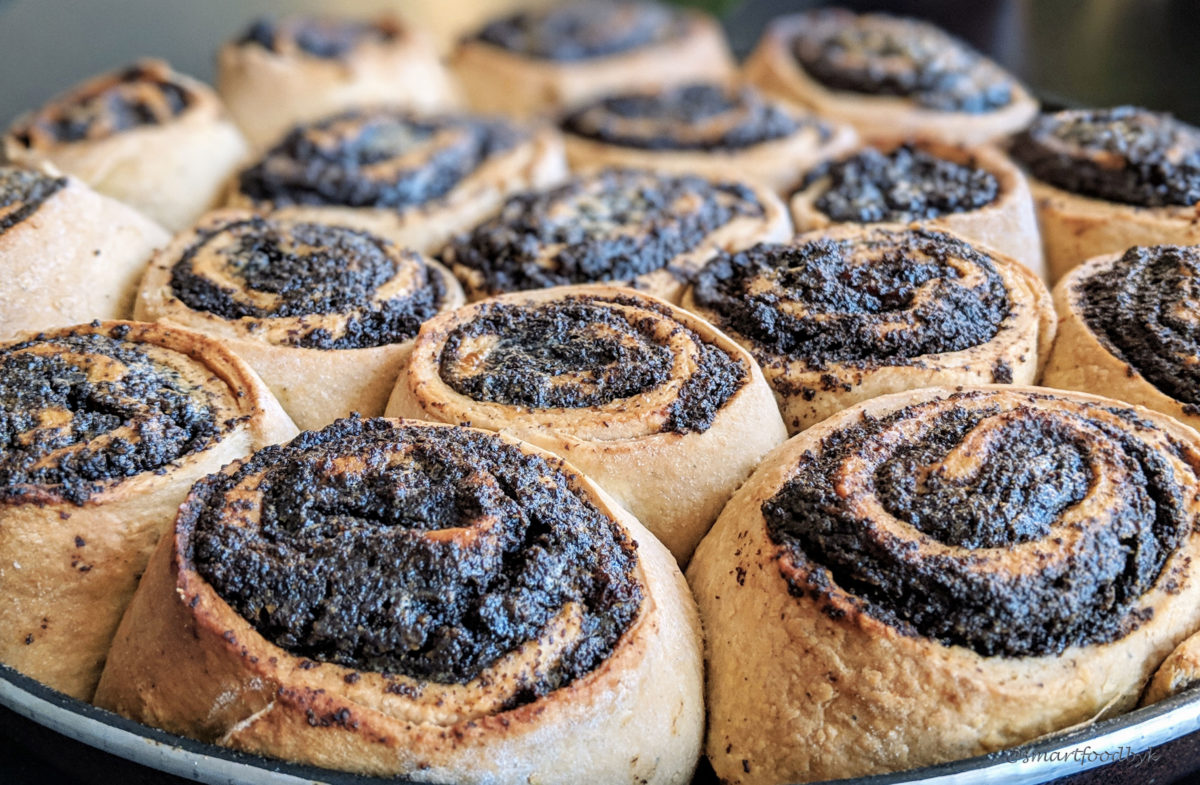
168,216,446,349
1011,107,1200,208
186,418,643,705
438,295,746,433
691,228,1010,369
236,109,523,210
1077,245,1200,405
790,10,1015,113
562,83,827,151
805,144,998,223
763,391,1190,657
236,16,399,59
0,332,223,505
446,169,763,294
0,167,66,234
474,0,687,61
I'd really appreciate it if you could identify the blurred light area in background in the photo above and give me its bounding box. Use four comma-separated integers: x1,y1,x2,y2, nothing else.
0,0,1197,125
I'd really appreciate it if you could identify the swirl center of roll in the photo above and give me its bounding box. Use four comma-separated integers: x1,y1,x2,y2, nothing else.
562,83,818,151
236,110,523,210
1078,244,1200,407
692,229,1010,368
790,11,1014,113
0,330,225,504
187,419,642,697
447,170,764,293
1012,107,1200,207
763,391,1194,657
806,145,999,222
438,296,747,433
169,217,446,349
475,0,685,61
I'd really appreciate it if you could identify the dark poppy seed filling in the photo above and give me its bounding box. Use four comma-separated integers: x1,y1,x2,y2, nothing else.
691,228,1010,369
0,167,66,234
236,109,523,211
186,418,643,697
0,330,224,505
562,83,824,151
11,62,193,148
790,10,1014,113
1077,245,1200,406
474,0,685,61
438,295,746,433
446,169,763,294
763,390,1194,658
1011,107,1200,208
805,145,999,222
168,216,446,350
237,17,399,59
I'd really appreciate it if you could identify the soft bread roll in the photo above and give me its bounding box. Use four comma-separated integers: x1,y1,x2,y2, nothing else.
0,166,169,339
683,224,1055,433
744,9,1038,146
445,168,792,304
689,385,1200,783
4,60,248,233
452,0,735,119
0,320,296,699
95,417,703,785
135,209,464,431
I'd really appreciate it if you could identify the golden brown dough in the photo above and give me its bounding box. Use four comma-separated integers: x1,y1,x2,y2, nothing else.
0,166,169,339
95,418,703,785
1009,107,1200,282
0,320,296,700
452,0,735,119
386,285,788,563
561,81,857,195
217,15,459,150
744,9,1038,146
683,224,1055,433
444,168,791,304
790,139,1044,278
134,209,464,432
1042,245,1200,431
3,60,248,233
689,385,1200,784
226,108,566,254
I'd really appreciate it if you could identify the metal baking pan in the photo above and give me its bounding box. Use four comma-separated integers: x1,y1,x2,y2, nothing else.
2,0,1200,783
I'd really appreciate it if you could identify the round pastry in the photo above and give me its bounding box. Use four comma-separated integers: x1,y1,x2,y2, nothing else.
688,385,1200,784
217,15,459,150
1042,244,1200,432
561,82,857,194
0,166,169,339
386,285,787,563
0,320,296,700
3,60,248,233
452,0,735,119
790,140,1044,278
94,417,703,785
1010,107,1200,282
683,225,1055,433
744,9,1038,146
227,108,567,253
135,210,464,432
445,168,791,303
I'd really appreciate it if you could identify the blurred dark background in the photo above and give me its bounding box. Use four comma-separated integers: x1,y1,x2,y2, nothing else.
0,0,1198,126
